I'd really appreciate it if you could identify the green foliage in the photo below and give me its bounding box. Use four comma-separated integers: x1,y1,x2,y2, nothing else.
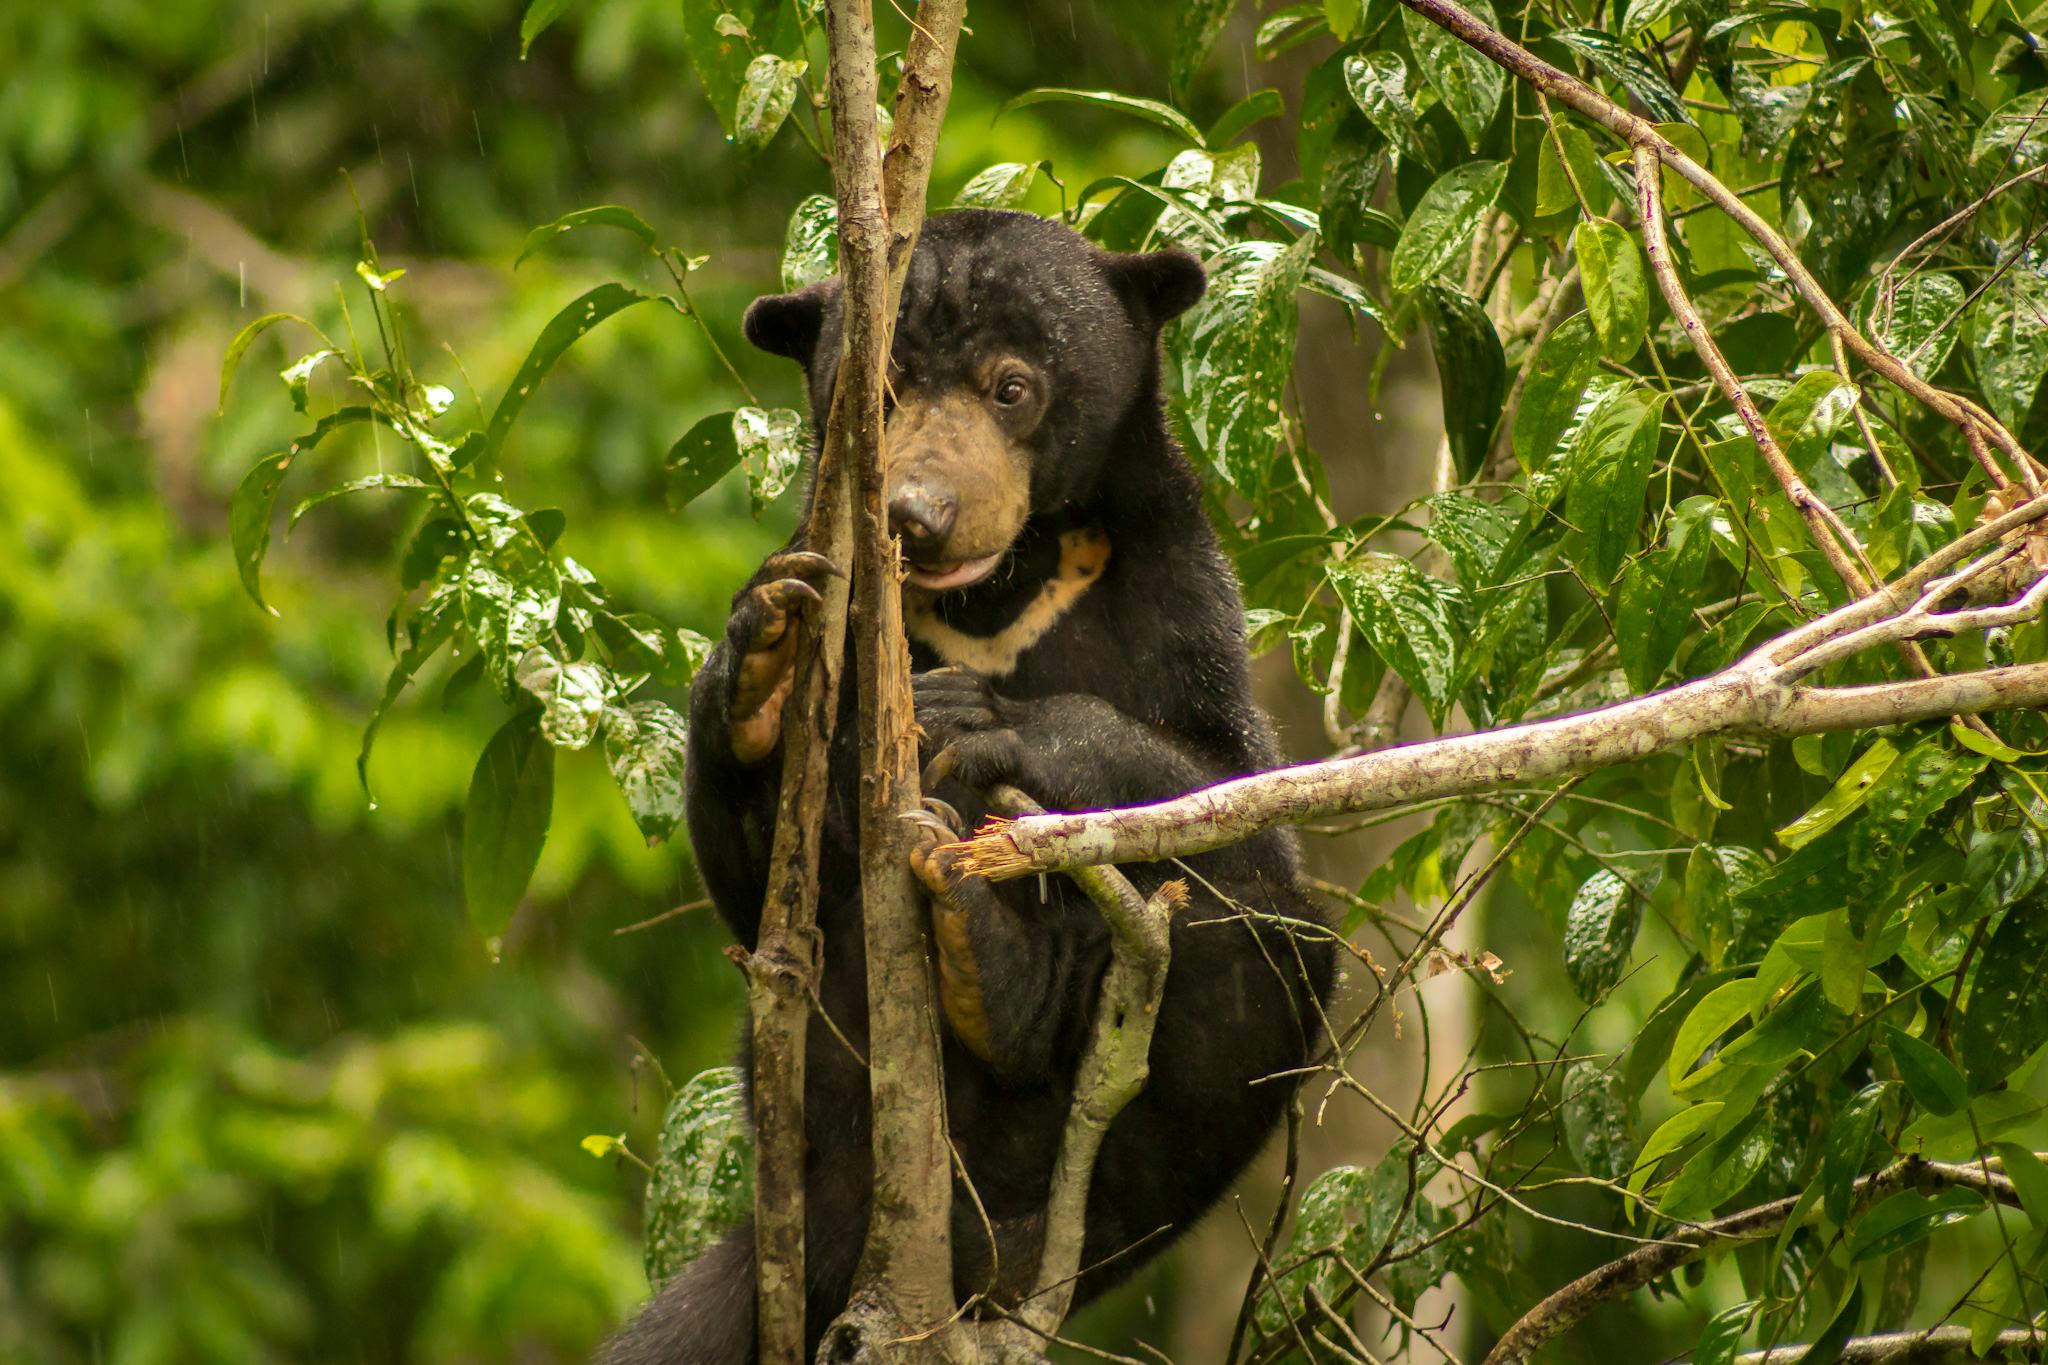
22,0,2048,1356
639,1067,754,1284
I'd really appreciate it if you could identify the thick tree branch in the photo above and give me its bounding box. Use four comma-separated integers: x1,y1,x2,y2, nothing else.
821,1,972,1360
1731,1328,2048,1364
939,508,2048,880
1485,1158,2025,1365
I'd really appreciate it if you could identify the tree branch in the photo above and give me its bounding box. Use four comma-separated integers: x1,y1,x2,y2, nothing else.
1731,1328,2047,1364
938,512,2048,880
1631,145,1874,596
1484,1158,2024,1365
818,0,971,1359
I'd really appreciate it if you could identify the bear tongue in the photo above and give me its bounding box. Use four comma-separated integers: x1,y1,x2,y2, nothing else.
905,551,1004,592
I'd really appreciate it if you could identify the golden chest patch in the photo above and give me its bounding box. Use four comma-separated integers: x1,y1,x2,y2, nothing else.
904,525,1111,676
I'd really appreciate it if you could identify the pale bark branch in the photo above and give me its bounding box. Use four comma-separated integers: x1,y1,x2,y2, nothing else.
1731,1327,2048,1364
1484,1158,2025,1365
939,532,2048,880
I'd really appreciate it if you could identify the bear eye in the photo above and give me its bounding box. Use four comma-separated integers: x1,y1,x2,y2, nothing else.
993,374,1030,407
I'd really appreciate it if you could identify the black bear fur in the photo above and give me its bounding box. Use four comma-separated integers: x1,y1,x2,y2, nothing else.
601,210,1334,1364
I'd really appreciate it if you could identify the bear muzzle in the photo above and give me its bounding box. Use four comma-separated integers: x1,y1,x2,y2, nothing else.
885,389,1033,593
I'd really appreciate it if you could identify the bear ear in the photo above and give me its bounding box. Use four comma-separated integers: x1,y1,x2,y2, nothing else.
1104,249,1208,331
742,283,831,363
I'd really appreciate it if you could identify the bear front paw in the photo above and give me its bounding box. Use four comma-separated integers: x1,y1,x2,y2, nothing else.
914,667,1032,795
727,551,840,763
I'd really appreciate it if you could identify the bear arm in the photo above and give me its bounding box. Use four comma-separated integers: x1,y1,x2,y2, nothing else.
684,635,783,947
915,839,1110,1080
1004,692,1240,812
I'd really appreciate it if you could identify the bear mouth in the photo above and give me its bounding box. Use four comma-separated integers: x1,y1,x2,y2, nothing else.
904,550,1006,592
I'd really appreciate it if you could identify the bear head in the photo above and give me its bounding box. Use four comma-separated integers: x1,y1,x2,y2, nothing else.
742,209,1204,592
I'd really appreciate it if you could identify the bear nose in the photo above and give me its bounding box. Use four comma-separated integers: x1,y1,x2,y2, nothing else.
888,488,956,546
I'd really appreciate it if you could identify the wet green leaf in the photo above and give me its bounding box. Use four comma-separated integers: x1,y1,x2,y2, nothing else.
1629,1101,1722,1199
1564,869,1642,1003
735,405,806,516
1659,1112,1769,1218
1845,1189,1979,1261
1990,1143,2048,1226
644,1067,754,1284
1156,143,1261,245
1685,845,1772,968
1958,890,2048,1092
1857,274,1965,382
1627,967,1750,1097
1533,122,1604,221
1800,1283,1862,1365
1617,498,1715,691
664,410,743,512
1778,739,1899,850
999,88,1205,146
1955,824,2048,929
681,0,792,138
1256,1163,1369,1333
518,0,579,57
1168,234,1315,493
1574,217,1648,361
1713,979,1825,1073
1842,741,1985,931
780,195,838,291
1343,51,1432,167
220,311,328,414
1564,385,1664,584
514,205,658,268
1884,1025,1966,1117
1971,268,2048,431
1668,977,1759,1090
287,474,432,531
1822,1081,1889,1224
1423,284,1505,481
401,517,466,591
1694,1302,1753,1365
486,284,667,462
1972,91,2048,166
1766,372,1860,475
1389,161,1505,294
1560,1060,1634,1181
604,700,691,844
358,586,462,793
229,407,378,614
280,349,338,414
514,647,609,750
1206,88,1285,148
1401,0,1503,151
1421,492,1514,589
1549,28,1691,125
1513,311,1602,472
460,495,563,697
1171,0,1237,102
951,162,1040,210
734,54,807,150
1326,552,1467,727
462,709,554,938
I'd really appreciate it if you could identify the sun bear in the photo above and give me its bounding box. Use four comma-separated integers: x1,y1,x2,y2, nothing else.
602,209,1334,1364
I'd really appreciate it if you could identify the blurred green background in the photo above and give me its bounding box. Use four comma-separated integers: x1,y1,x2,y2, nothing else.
0,1,1247,1359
